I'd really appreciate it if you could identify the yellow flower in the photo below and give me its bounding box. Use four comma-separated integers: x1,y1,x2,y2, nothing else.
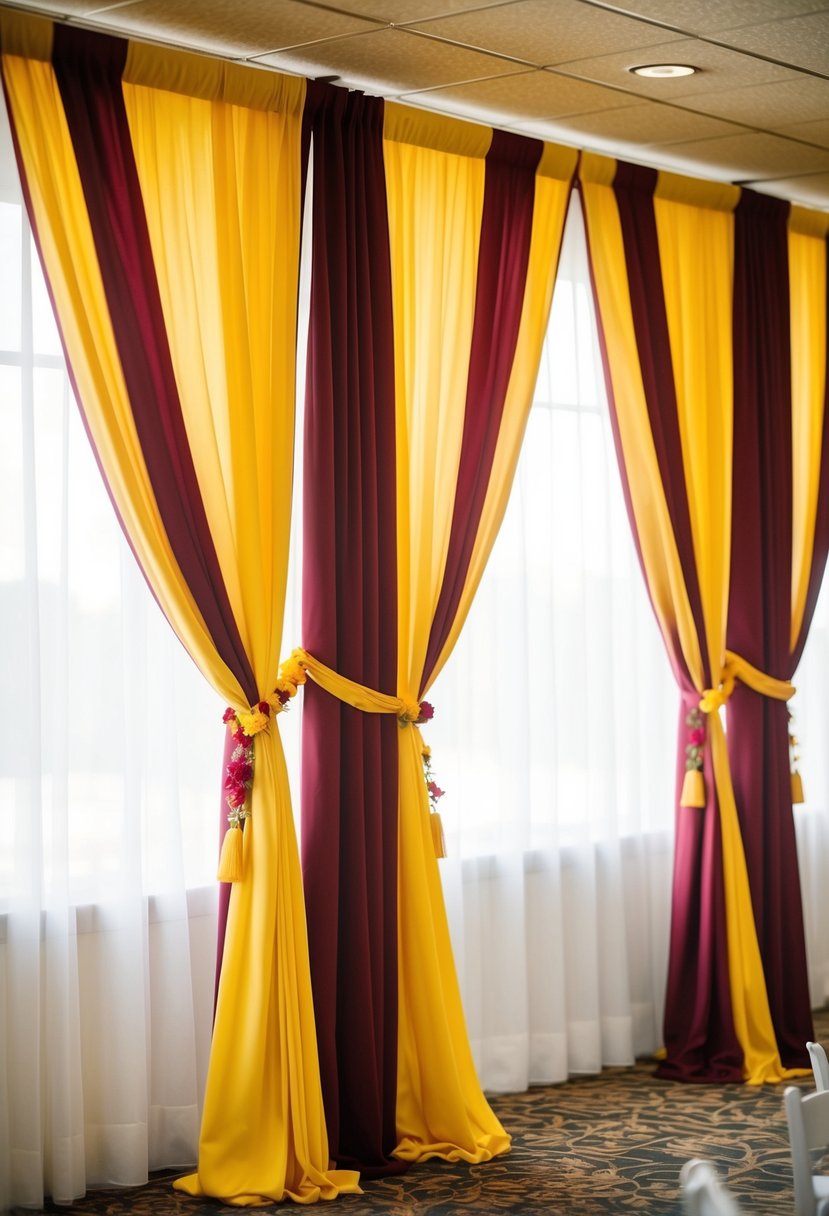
280,656,307,687
239,710,269,737
422,744,431,758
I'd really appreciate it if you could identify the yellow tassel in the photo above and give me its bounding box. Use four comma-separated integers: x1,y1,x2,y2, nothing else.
680,768,706,808
217,824,244,882
430,812,446,859
791,770,805,805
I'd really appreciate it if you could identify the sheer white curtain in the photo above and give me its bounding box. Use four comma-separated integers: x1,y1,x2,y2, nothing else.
0,92,221,1209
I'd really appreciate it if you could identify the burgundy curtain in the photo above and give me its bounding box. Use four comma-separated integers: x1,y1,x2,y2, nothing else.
301,84,402,1175
727,191,813,1067
591,164,742,1081
422,131,542,686
50,26,256,704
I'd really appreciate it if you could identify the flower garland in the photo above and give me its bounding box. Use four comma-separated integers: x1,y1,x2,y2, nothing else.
421,742,444,815
685,707,705,774
789,710,805,805
680,706,707,808
217,655,307,881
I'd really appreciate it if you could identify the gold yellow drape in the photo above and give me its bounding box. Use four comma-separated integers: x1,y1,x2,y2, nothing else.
1,19,357,1202
384,111,574,1156
789,208,829,650
579,153,801,1084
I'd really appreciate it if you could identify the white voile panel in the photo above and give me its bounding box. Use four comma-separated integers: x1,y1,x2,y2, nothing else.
0,87,220,1207
794,579,829,1010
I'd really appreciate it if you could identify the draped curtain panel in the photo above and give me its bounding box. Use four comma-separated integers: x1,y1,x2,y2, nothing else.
0,12,358,1205
580,153,829,1084
301,83,402,1175
300,90,576,1169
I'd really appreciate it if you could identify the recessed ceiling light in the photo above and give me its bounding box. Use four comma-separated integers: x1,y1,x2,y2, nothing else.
629,63,697,78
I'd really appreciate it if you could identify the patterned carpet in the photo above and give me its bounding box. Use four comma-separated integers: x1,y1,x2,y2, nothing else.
37,1008,829,1215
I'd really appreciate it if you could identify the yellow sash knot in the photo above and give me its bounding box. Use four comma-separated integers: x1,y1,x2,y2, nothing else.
700,650,794,715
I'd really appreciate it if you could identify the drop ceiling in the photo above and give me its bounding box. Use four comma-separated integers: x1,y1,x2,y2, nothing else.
4,0,829,209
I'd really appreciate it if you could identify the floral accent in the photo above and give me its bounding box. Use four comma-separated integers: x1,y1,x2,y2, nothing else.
421,739,444,815
222,710,258,830
220,659,309,832
685,707,705,774
238,709,269,737
399,698,435,727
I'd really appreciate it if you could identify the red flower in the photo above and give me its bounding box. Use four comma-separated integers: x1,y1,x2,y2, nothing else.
226,757,253,787
258,700,271,715
417,701,435,723
233,728,253,749
689,727,705,746
427,781,444,800
227,782,247,809
277,688,291,704
222,707,237,724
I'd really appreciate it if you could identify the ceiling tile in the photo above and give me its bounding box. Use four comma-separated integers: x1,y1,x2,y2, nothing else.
254,28,525,93
746,171,829,207
649,130,829,179
675,76,829,127
406,0,686,68
401,66,635,122
555,37,797,99
520,101,744,146
1,0,109,11
593,0,828,36
772,117,829,149
307,0,513,19
712,11,829,75
84,0,381,57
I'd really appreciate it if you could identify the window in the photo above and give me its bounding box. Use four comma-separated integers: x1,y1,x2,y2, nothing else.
0,192,224,904
429,197,677,856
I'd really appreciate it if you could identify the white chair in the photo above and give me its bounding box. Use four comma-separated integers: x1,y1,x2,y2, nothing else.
680,1158,744,1216
808,1042,829,1092
784,1085,829,1216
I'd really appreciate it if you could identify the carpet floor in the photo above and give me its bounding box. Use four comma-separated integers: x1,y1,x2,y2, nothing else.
35,1007,829,1215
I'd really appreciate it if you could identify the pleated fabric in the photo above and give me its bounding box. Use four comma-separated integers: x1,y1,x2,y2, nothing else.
300,86,576,1170
1,12,358,1204
580,152,829,1084
300,84,402,1176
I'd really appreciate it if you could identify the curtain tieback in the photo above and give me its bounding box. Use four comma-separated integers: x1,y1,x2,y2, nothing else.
682,651,799,811
216,659,308,883
700,650,795,709
290,648,445,856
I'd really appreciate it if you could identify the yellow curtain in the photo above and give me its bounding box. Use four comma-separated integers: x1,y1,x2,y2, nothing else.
1,16,358,1202
384,109,575,1156
579,153,804,1084
789,207,829,649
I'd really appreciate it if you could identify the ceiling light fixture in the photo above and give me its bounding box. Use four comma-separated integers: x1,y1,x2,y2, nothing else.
629,63,697,78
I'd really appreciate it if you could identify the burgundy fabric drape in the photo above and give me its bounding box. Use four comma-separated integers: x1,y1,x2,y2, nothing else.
595,165,742,1082
51,25,257,704
727,192,812,1068
301,84,402,1175
422,131,542,686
